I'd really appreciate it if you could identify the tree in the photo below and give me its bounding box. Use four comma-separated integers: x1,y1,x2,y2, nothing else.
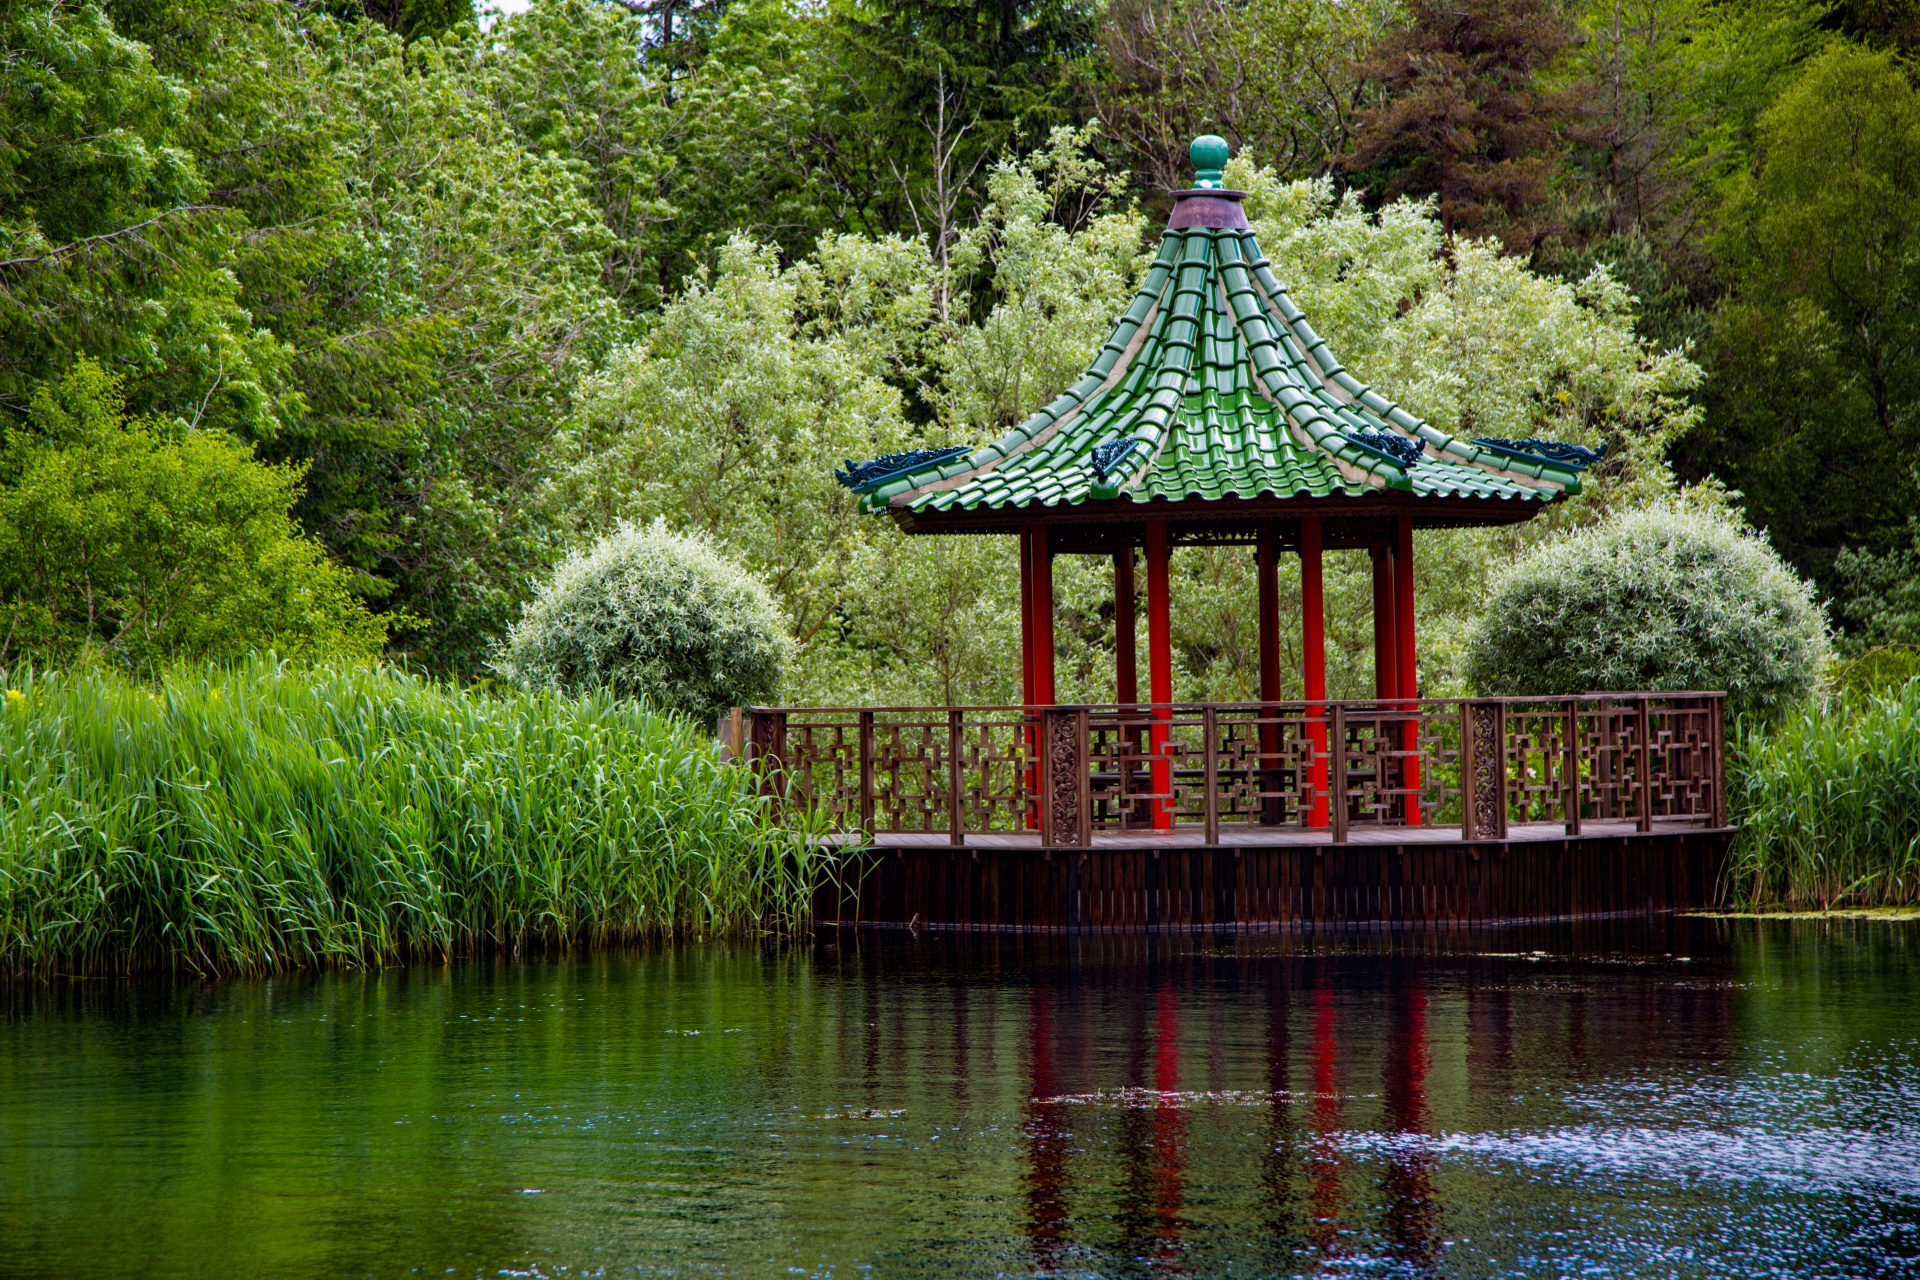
103,2,627,673
1344,0,1581,250
0,361,385,673
1684,42,1920,585
0,1,288,437
1093,0,1397,189
337,0,473,41
1464,507,1828,720
497,521,787,721
810,0,1100,246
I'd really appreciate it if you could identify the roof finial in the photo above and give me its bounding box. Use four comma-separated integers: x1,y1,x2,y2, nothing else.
1190,135,1229,190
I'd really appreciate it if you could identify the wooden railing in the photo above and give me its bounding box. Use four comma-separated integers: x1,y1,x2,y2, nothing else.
729,694,1727,847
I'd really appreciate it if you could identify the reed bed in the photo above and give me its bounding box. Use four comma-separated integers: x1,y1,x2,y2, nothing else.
0,660,829,974
1729,679,1920,908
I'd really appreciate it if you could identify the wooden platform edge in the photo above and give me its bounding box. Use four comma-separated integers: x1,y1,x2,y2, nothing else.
808,826,1738,931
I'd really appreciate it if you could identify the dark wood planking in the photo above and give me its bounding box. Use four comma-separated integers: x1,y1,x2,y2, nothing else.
810,828,1735,930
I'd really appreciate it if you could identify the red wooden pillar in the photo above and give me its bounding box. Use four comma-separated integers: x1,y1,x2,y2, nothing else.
1395,514,1421,824
1257,533,1281,706
1371,543,1398,700
1301,517,1329,828
1256,532,1281,822
1020,528,1036,706
1145,520,1173,831
1114,548,1137,706
1032,523,1056,706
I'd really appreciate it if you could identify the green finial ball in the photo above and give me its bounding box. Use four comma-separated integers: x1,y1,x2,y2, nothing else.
1189,135,1229,187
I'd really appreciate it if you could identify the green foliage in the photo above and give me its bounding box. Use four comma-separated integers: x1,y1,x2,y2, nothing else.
499,523,788,723
1829,643,1920,701
0,659,822,973
0,361,385,673
335,0,474,41
1691,42,1920,578
206,12,624,672
1835,527,1920,646
1092,0,1397,186
1555,0,1821,281
1343,0,1579,248
0,1,288,435
811,0,1098,238
1464,507,1829,719
1730,680,1920,907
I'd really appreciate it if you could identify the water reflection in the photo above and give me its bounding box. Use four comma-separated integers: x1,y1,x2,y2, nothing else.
1308,980,1344,1261
0,920,1916,1278
1381,975,1438,1273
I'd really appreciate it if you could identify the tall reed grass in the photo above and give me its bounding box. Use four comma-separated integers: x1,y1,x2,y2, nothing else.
1729,679,1920,908
0,660,829,973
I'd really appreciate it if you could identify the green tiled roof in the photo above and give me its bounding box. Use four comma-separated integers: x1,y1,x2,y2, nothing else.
861,173,1585,520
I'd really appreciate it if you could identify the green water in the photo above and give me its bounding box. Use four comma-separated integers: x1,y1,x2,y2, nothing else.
1,921,1916,1278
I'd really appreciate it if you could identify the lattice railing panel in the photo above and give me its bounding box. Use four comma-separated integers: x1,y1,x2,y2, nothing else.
740,693,1725,845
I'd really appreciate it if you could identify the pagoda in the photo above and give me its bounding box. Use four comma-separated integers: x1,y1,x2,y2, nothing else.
839,136,1596,726
773,137,1729,925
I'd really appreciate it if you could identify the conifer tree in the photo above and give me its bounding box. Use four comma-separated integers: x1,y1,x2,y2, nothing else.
1344,0,1580,251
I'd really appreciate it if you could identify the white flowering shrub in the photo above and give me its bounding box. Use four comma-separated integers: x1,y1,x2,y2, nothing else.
498,523,788,722
1464,509,1829,720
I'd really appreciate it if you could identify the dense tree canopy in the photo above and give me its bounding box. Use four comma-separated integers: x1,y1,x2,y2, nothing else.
1687,43,1920,578
0,0,1912,695
0,361,385,672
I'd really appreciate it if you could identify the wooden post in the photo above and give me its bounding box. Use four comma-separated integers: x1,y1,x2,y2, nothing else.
1396,514,1421,826
1458,700,1478,842
948,708,964,847
1146,519,1174,832
1330,703,1348,845
1257,530,1281,826
1371,544,1397,699
1203,704,1220,847
1634,695,1653,833
1489,701,1508,840
1114,548,1137,707
1040,707,1084,849
858,709,875,837
1032,523,1056,707
1076,707,1092,846
1257,533,1281,704
1020,528,1035,707
1563,698,1581,836
1301,517,1329,828
1711,694,1728,828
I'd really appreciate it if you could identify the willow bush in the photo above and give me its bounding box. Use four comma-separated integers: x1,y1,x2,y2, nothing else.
1464,508,1828,720
0,660,827,974
498,522,787,723
1730,680,1920,908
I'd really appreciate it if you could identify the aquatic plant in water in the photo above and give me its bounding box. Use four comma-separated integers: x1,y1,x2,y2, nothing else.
1730,679,1920,908
0,659,831,973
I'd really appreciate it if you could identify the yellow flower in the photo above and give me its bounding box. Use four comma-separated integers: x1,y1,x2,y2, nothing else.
5,689,22,706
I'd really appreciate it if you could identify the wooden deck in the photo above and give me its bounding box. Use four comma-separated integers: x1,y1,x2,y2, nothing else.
745,695,1734,930
832,816,1708,850
812,820,1735,932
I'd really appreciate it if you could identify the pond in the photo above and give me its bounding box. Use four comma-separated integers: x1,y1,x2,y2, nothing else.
2,920,1917,1278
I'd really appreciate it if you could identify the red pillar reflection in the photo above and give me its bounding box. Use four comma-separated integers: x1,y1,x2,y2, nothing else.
1307,983,1343,1258
1382,981,1440,1271
1151,981,1188,1263
1023,986,1071,1264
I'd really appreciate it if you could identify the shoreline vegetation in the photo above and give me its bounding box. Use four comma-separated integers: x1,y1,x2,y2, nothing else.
1690,908,1920,920
0,661,830,975
1,659,1915,975
1729,679,1920,912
